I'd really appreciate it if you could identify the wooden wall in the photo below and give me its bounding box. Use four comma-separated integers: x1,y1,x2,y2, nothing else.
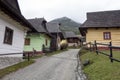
86,28,120,46
24,33,51,52
0,11,28,56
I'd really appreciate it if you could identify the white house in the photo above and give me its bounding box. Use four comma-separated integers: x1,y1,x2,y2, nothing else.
0,0,36,57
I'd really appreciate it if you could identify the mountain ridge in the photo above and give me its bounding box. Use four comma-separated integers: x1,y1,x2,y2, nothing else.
49,17,81,34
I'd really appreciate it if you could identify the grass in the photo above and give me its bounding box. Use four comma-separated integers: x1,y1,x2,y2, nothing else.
103,50,120,60
23,54,43,60
0,60,35,78
46,49,68,56
30,54,43,59
79,49,120,80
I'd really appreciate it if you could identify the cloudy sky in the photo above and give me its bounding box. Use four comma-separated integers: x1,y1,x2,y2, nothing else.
18,0,120,23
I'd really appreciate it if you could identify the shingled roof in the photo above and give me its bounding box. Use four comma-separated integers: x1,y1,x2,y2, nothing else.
64,31,77,38
1,0,21,14
81,10,120,28
28,18,47,33
0,0,36,32
46,22,62,33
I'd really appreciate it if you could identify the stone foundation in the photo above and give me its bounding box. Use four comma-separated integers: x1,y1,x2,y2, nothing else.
0,57,23,69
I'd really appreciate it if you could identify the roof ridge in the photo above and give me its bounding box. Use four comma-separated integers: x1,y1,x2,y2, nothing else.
87,10,120,14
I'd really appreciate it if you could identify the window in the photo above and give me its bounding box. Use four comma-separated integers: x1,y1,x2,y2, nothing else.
103,32,111,40
68,39,73,43
4,27,14,45
25,38,30,45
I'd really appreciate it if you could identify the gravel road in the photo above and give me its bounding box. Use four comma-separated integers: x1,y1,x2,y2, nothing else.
1,49,84,80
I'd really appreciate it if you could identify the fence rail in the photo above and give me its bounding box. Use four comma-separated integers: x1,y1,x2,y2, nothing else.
83,41,120,63
96,42,109,46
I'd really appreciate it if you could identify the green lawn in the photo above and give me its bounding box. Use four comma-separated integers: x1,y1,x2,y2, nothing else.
0,60,35,78
80,49,120,80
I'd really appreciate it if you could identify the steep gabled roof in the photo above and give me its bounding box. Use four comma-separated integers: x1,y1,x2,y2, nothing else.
81,10,120,28
0,0,36,32
46,22,62,33
64,31,77,38
28,18,46,33
1,0,21,14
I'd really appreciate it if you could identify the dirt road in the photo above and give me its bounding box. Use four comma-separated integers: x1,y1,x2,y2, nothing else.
1,49,85,80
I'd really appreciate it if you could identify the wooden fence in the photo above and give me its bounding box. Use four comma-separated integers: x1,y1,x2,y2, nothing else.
83,41,120,63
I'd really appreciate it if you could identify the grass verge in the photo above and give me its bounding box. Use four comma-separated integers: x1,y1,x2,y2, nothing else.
46,49,68,56
0,60,35,78
79,49,120,80
23,54,43,60
30,54,43,59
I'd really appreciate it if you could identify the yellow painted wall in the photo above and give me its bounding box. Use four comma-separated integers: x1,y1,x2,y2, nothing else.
86,28,120,46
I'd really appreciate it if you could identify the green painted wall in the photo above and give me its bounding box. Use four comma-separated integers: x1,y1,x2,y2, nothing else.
24,33,51,52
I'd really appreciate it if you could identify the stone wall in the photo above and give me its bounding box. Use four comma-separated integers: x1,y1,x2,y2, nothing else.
0,57,23,69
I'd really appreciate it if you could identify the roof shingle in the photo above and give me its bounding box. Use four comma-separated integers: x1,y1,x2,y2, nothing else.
81,10,120,28
2,0,21,14
0,0,36,31
64,31,77,38
46,22,61,33
28,18,47,33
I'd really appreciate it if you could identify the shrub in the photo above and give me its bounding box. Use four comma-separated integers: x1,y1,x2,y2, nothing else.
60,40,68,50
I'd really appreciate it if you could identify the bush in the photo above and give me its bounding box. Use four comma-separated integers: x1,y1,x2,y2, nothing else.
60,40,68,50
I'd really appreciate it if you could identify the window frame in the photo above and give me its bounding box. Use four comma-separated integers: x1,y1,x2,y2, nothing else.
103,32,111,40
24,38,30,45
3,27,14,45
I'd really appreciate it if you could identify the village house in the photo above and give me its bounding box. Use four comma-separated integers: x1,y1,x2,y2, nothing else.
79,10,120,46
24,18,52,54
46,22,64,51
0,0,36,56
64,31,80,47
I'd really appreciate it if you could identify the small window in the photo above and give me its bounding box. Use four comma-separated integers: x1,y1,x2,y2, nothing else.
25,38,30,45
4,27,14,45
103,32,111,40
68,39,73,43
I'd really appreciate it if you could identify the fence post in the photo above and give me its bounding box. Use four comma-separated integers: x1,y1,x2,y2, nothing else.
28,53,30,61
90,42,92,52
93,43,95,51
94,40,98,55
109,42,113,62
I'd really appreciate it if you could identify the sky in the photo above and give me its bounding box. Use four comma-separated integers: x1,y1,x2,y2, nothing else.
18,0,120,23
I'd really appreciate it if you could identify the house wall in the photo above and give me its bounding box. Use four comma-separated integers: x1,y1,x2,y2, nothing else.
86,28,120,46
24,33,51,52
50,33,62,51
0,11,27,57
67,38,80,47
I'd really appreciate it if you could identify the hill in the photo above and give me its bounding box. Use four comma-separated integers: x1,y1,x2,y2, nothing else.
49,17,81,34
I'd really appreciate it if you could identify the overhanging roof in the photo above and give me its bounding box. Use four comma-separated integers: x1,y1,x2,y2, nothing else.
0,0,36,32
